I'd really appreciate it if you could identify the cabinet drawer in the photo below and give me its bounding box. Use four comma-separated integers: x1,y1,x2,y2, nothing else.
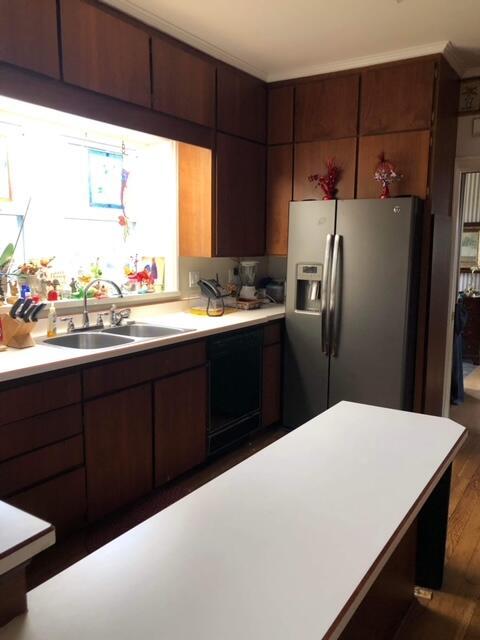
264,322,282,346
0,435,84,498
6,468,86,537
0,404,82,463
0,372,81,427
83,340,206,398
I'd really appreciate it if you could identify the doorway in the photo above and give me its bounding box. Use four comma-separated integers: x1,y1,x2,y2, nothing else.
446,160,480,431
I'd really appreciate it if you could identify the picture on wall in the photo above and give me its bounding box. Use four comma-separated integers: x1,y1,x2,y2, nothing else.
459,78,480,113
0,136,12,202
88,148,123,209
460,224,480,271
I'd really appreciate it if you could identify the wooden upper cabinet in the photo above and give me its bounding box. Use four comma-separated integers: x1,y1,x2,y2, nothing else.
357,130,431,199
152,39,215,127
216,132,266,257
0,0,60,78
266,145,292,256
360,60,435,135
217,66,266,143
268,86,294,144
294,138,357,201
295,75,359,142
60,0,151,107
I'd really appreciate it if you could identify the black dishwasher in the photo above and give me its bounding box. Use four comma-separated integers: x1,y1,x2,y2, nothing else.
208,327,263,455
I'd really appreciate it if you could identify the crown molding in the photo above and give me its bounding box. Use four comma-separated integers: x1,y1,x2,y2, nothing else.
100,0,268,79
267,41,451,82
442,42,469,77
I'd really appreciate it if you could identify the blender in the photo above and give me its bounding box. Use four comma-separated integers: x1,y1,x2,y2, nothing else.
239,261,258,299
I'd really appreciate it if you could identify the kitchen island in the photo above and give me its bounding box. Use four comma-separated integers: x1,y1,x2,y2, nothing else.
0,402,466,640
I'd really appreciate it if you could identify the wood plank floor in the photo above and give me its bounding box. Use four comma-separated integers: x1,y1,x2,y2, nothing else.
395,397,480,640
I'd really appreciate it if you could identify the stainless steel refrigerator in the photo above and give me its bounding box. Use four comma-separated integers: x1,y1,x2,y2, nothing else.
284,197,422,428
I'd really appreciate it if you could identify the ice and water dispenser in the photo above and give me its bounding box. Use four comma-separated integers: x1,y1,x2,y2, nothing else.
295,263,322,313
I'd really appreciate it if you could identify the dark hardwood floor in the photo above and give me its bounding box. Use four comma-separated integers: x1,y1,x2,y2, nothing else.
27,426,287,590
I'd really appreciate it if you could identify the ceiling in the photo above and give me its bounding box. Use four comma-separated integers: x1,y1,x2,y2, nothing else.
103,0,480,81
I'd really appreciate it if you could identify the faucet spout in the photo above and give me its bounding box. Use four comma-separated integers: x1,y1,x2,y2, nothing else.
83,279,123,328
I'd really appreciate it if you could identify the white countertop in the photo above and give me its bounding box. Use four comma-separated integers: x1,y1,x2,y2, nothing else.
0,502,55,577
0,402,466,640
0,302,285,383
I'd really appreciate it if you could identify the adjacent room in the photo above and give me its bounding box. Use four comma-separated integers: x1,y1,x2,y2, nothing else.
1,1,480,638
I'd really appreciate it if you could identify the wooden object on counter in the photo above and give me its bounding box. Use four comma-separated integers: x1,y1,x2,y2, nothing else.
0,315,35,349
0,501,55,628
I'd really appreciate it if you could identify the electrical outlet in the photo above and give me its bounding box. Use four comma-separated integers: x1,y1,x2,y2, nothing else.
189,271,200,288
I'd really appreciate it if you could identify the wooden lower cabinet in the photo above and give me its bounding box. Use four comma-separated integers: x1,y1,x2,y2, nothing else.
6,468,86,537
154,366,207,486
262,342,282,427
84,384,153,521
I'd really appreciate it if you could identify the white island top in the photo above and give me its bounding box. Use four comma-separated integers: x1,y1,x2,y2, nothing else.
0,402,466,640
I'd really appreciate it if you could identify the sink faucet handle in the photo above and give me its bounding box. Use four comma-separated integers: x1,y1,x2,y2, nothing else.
96,311,110,328
60,316,75,333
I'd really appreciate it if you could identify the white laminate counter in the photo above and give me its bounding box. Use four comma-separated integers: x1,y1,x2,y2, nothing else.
0,402,466,640
0,502,55,576
0,303,285,383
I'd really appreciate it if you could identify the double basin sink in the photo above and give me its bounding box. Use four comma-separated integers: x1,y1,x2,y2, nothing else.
44,322,195,350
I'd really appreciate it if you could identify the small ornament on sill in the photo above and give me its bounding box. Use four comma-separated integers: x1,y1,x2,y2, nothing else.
374,152,403,199
308,158,342,200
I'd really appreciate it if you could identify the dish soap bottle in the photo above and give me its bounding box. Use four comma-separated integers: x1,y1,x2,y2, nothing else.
47,302,57,337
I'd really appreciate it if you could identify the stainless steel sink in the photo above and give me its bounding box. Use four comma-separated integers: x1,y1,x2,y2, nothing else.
44,332,135,349
102,323,195,338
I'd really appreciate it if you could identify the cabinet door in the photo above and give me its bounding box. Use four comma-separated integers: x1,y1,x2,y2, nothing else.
268,86,294,144
0,0,60,78
152,38,215,127
217,66,266,142
295,75,359,142
60,0,151,107
294,138,357,201
216,132,266,257
360,60,435,135
266,144,293,256
262,343,282,427
154,366,207,486
84,384,153,521
357,130,430,199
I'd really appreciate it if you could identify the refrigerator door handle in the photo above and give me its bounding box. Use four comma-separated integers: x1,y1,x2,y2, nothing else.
321,234,333,355
330,234,341,357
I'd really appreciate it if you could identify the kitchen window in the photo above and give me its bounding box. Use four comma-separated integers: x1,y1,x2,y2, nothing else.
0,96,178,303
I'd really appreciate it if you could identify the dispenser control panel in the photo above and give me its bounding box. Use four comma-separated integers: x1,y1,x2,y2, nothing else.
296,264,323,281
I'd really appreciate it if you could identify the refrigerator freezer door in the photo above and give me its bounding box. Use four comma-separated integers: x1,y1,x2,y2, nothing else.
284,200,336,428
328,197,420,410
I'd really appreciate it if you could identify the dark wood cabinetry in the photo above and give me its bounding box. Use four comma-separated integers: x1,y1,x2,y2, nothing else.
60,0,151,107
84,383,153,521
295,75,359,142
360,60,435,135
266,145,293,256
0,0,60,79
357,130,430,199
154,366,207,485
462,297,480,365
268,86,294,144
294,138,357,201
216,132,266,257
263,344,282,428
152,38,215,127
217,66,266,142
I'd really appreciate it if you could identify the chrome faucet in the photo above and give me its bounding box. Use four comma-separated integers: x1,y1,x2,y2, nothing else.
83,279,123,329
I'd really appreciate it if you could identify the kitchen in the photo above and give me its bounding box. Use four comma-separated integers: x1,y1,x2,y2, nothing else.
0,0,479,638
